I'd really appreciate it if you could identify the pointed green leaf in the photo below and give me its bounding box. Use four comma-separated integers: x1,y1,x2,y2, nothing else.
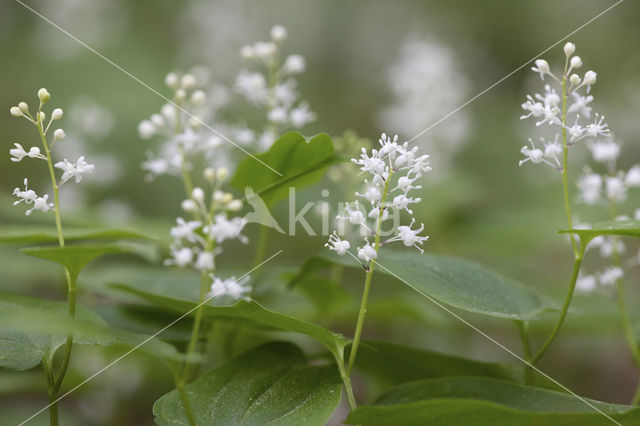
231,132,343,206
296,251,557,320
110,282,348,363
153,342,342,426
21,245,135,282
560,220,640,246
347,377,640,425
0,226,155,245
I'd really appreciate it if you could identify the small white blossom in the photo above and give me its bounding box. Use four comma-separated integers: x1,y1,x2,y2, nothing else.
170,217,202,243
605,175,626,203
599,267,623,286
589,139,619,164
531,59,552,80
584,113,609,138
282,54,305,74
194,250,216,271
385,218,429,253
625,165,640,187
568,92,593,118
54,156,95,184
576,274,597,293
577,171,602,205
357,241,378,262
164,246,194,267
204,214,248,244
325,232,351,255
208,275,251,300
9,143,46,162
270,25,288,42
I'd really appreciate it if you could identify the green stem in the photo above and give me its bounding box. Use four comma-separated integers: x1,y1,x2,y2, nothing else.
182,271,210,382
42,357,59,426
171,367,196,426
515,321,534,385
37,117,76,398
532,252,583,364
347,171,393,376
253,225,269,267
337,359,357,410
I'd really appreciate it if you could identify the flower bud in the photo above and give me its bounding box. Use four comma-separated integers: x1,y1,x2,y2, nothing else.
37,111,46,122
138,120,155,139
181,199,198,213
53,128,66,141
175,89,186,101
270,25,287,42
534,59,550,74
38,88,51,103
203,167,215,182
150,113,164,127
165,72,179,89
216,167,228,181
18,102,29,114
563,42,575,57
181,74,196,90
192,187,205,203
51,108,63,120
10,106,23,117
240,45,254,59
213,190,225,203
583,70,597,86
569,74,581,85
227,199,243,211
570,56,582,70
190,90,206,106
222,192,233,204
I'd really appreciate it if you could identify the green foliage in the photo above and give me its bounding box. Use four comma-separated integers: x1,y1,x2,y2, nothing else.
153,341,342,426
294,250,557,320
0,226,155,245
346,377,640,425
230,132,344,206
0,291,114,369
21,245,139,282
560,220,640,246
110,282,349,362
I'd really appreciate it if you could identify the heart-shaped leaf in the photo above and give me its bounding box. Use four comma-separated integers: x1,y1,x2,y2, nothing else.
153,341,342,426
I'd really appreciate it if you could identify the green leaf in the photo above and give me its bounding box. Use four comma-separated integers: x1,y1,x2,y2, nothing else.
0,226,155,245
296,251,557,320
560,220,640,246
110,282,348,363
153,341,342,426
347,377,639,425
21,245,136,282
0,291,115,367
231,132,343,206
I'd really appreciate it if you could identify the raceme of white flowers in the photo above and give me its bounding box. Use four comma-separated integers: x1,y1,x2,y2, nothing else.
162,165,250,300
325,133,431,263
235,25,316,150
9,88,94,215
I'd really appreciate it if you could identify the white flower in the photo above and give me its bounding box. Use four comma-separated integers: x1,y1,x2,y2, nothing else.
270,25,288,42
53,128,66,141
337,205,366,226
563,42,575,57
170,217,202,243
54,156,95,183
9,143,45,162
267,107,288,124
205,214,248,243
599,267,623,286
194,250,215,271
392,194,421,214
543,137,563,167
584,113,609,138
520,95,545,120
357,241,377,262
38,88,51,103
395,175,422,194
253,41,277,62
569,56,583,71
566,116,586,143
589,139,620,164
356,186,382,204
325,232,351,255
605,176,626,203
235,71,268,106
164,246,194,267
579,70,597,93
575,274,597,293
625,165,640,187
531,59,551,80
12,178,54,215
208,275,251,300
567,92,593,118
577,172,602,205
386,218,429,253
289,102,315,127
282,54,305,74
519,139,558,169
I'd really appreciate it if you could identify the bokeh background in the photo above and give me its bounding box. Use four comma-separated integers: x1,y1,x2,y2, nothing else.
1,0,640,424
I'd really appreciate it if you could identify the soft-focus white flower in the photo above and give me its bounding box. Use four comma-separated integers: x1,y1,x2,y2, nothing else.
386,218,429,253
531,59,551,80
282,54,305,74
9,143,46,162
599,267,623,286
55,156,95,184
164,246,194,267
605,175,626,203
577,171,602,205
270,25,287,42
576,274,597,293
235,70,268,106
205,214,248,243
357,241,378,262
194,250,215,271
208,275,251,300
170,217,202,243
624,165,640,188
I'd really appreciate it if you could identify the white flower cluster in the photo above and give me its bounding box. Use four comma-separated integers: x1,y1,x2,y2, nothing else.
379,38,470,174
9,88,94,215
519,42,609,170
576,151,640,206
163,169,250,301
138,70,228,180
325,133,430,263
235,25,316,150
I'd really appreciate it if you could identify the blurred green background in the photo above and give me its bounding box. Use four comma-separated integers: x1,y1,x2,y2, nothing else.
1,0,640,424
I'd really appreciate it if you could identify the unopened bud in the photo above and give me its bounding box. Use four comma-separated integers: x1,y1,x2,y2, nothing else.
570,56,582,70
190,90,206,106
51,108,63,120
227,199,243,211
181,199,198,213
38,88,51,103
18,102,29,114
203,167,215,182
53,128,66,141
192,187,205,203
569,74,581,85
563,42,575,57
216,167,228,181
181,74,196,90
270,25,288,42
583,70,597,86
10,106,23,117
165,72,179,89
